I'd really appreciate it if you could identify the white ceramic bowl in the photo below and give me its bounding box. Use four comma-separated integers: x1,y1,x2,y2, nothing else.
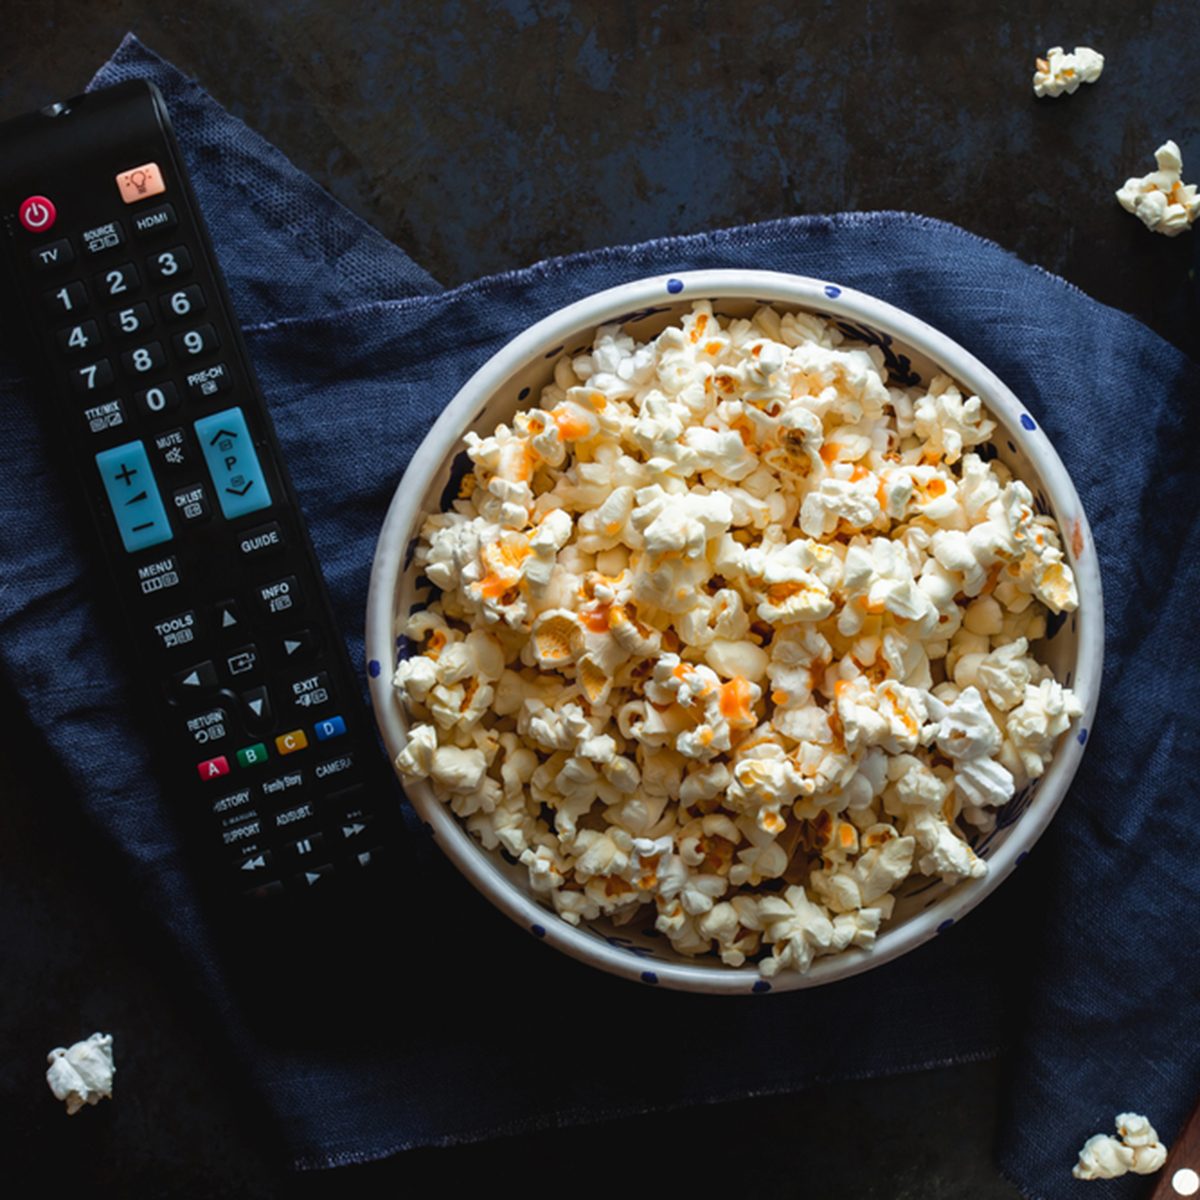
366,270,1103,995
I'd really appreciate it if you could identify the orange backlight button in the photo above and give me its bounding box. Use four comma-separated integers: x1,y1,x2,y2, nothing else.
116,161,166,204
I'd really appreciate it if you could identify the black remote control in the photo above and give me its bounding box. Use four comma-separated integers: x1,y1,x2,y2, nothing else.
0,80,392,902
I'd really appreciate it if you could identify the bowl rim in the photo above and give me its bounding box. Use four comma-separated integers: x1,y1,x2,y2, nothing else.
365,268,1104,995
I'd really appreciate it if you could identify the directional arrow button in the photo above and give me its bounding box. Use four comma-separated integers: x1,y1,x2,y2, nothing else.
240,685,272,729
280,628,317,662
172,660,217,698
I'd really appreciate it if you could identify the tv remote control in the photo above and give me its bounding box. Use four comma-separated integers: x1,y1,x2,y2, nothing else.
0,80,393,902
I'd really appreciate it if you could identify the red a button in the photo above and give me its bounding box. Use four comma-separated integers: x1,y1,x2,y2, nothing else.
197,754,230,781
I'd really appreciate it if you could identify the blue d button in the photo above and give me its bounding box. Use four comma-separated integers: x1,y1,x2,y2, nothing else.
314,715,346,742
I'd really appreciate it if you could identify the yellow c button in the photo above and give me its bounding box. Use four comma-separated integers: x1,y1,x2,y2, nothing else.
275,728,309,756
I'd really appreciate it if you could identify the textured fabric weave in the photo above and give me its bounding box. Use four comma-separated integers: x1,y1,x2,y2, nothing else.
0,34,1196,1199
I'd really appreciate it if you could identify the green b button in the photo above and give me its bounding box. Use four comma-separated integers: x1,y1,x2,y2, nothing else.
236,742,268,769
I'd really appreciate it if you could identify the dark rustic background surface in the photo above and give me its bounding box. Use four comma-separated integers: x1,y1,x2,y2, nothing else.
1,2,1196,1197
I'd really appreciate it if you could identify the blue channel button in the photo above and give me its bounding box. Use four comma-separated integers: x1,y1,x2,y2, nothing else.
194,407,271,520
314,715,346,742
95,440,173,553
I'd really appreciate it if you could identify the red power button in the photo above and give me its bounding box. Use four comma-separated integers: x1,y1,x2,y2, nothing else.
18,195,56,233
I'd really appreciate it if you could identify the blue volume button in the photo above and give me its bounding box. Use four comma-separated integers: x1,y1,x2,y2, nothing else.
193,407,272,520
95,440,173,553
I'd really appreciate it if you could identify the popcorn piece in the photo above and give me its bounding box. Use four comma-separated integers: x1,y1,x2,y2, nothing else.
46,1033,114,1115
1117,140,1200,237
1032,46,1104,98
1072,1112,1168,1180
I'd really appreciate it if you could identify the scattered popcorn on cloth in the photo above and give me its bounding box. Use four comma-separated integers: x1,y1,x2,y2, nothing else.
1032,46,1104,98
1072,1112,1168,1180
394,302,1082,976
45,1032,115,1115
1116,140,1200,237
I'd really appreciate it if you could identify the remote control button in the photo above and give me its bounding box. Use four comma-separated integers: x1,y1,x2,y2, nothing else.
285,833,325,862
131,202,176,236
275,728,308,756
121,340,167,378
60,319,104,356
82,397,127,436
197,754,230,782
19,195,56,233
243,879,285,900
350,847,384,870
57,320,101,356
96,262,139,299
44,280,87,316
108,302,153,339
31,238,73,271
215,600,243,633
237,521,284,561
194,407,272,520
263,769,304,801
152,609,198,652
280,628,318,662
241,685,272,727
71,357,114,394
328,786,367,822
171,483,210,524
173,660,218,696
82,220,125,256
289,671,331,714
116,162,167,205
212,785,254,819
172,323,219,361
236,742,268,769
275,799,317,830
313,752,355,785
184,705,230,748
225,644,261,679
136,382,180,418
184,361,231,401
235,850,274,876
147,245,192,281
337,815,373,846
149,426,190,472
160,285,205,322
314,715,347,742
254,576,299,619
95,439,173,553
221,812,262,847
294,863,335,889
135,552,182,596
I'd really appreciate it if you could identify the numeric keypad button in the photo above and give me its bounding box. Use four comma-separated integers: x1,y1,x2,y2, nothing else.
172,323,219,360
108,302,153,339
134,381,180,418
121,340,167,378
95,262,140,299
44,281,87,317
147,245,192,282
56,320,101,356
160,285,205,321
71,358,114,394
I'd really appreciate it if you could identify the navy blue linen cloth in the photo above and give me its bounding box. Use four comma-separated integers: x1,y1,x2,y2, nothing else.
0,33,1196,1199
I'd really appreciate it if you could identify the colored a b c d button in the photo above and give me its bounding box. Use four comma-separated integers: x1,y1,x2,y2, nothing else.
314,716,346,742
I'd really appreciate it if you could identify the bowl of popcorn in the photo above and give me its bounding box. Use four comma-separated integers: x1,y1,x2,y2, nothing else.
366,270,1103,993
